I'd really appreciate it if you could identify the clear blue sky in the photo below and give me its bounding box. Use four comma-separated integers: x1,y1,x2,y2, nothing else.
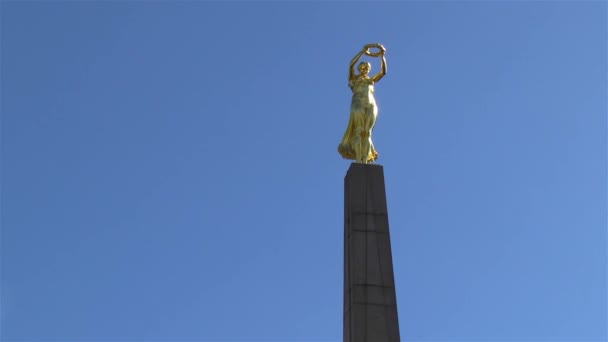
1,1,606,341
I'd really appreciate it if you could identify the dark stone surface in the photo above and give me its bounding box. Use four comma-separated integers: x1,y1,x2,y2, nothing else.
344,163,400,342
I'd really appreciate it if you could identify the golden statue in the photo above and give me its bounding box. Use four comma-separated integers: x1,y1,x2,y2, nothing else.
338,43,387,164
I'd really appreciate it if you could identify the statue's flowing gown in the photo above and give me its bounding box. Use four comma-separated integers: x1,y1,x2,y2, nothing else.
338,76,379,162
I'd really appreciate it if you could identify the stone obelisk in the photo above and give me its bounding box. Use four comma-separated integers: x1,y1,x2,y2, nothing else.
343,163,400,342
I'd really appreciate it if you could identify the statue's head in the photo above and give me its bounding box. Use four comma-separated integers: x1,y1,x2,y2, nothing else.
358,62,371,76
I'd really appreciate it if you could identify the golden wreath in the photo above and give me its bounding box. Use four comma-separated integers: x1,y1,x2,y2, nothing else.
364,44,386,57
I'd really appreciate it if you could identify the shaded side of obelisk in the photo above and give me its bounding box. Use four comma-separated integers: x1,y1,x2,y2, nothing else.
343,163,400,342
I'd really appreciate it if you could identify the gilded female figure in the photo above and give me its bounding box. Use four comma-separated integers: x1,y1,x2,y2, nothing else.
338,43,387,163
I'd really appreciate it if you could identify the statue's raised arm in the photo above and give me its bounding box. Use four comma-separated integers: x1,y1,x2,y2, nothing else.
371,44,387,83
349,49,367,81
